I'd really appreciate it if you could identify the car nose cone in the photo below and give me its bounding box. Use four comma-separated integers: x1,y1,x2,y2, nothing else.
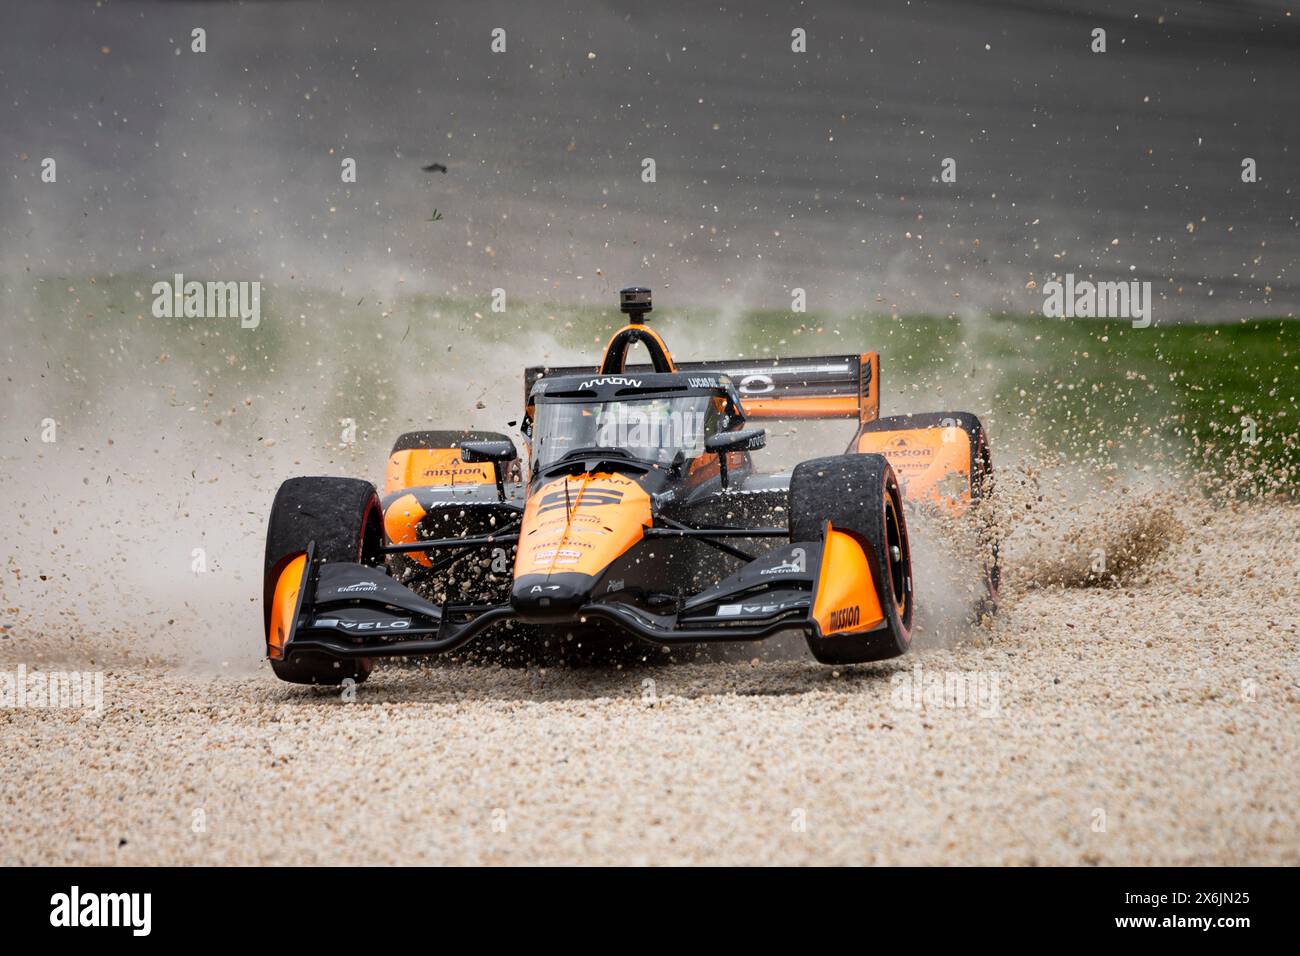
510,573,593,621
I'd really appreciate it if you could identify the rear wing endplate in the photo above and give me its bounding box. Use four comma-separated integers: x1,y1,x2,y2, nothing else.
525,352,880,424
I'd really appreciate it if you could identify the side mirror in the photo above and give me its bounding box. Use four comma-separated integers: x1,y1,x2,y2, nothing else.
460,440,517,463
705,428,766,455
705,428,765,489
460,439,517,501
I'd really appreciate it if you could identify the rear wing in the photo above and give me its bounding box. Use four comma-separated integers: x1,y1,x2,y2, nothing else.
524,352,880,424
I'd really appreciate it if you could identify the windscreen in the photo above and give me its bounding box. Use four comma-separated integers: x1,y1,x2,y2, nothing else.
531,395,723,470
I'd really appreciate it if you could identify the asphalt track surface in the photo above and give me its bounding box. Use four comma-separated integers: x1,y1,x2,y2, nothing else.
2,0,1297,319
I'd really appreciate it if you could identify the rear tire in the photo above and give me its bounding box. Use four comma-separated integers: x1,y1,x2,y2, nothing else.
858,411,999,620
789,454,914,664
970,438,1000,620
264,476,384,685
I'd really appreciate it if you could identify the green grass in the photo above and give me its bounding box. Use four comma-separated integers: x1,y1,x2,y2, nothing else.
723,310,1298,486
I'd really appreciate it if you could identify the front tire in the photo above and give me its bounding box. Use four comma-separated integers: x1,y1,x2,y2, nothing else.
264,476,384,685
789,454,914,664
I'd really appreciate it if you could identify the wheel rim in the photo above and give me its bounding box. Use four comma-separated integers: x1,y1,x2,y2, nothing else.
360,498,384,566
883,485,910,621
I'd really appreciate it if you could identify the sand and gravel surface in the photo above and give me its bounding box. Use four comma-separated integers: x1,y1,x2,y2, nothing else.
2,501,1297,866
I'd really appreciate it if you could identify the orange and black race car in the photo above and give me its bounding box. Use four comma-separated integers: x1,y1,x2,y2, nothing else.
263,287,995,684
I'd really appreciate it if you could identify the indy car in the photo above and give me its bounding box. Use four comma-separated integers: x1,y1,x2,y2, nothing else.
263,287,995,683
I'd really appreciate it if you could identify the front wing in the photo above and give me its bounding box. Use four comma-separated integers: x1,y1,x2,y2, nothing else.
269,529,889,662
